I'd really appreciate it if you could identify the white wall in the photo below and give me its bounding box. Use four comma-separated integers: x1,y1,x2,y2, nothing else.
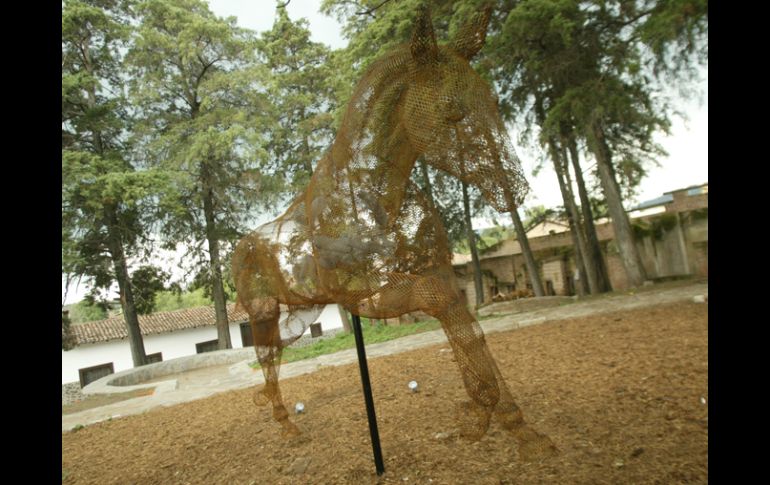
316,304,346,331
62,304,349,384
62,322,243,384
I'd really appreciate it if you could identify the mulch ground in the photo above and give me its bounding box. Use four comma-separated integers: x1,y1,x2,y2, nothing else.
62,301,708,484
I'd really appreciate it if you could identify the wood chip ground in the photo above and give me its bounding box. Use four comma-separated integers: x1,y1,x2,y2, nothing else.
62,302,707,484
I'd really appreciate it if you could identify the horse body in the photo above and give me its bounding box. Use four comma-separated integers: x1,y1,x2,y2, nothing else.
232,6,557,460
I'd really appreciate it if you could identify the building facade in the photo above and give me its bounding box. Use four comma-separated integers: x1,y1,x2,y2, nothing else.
453,184,708,303
62,303,349,386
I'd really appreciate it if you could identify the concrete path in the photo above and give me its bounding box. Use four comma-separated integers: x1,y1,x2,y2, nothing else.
62,282,707,432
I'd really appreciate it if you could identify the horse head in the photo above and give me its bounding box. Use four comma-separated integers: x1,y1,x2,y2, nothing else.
400,5,529,212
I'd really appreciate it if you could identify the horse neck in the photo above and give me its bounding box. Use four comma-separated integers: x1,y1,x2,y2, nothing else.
344,126,419,218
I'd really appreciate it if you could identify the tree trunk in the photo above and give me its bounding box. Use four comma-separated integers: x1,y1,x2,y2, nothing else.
490,142,545,297
589,122,647,287
461,180,485,307
337,304,352,333
567,136,612,292
559,138,602,294
419,158,436,209
106,210,147,367
201,161,232,350
509,206,545,297
548,138,590,295
85,38,147,366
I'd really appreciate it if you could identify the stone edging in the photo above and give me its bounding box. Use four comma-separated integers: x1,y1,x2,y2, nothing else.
82,347,257,395
81,329,346,396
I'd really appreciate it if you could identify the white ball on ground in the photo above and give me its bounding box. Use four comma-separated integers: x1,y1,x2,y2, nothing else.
295,402,305,414
408,380,418,392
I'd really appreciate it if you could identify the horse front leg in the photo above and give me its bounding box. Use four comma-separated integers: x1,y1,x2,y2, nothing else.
422,293,500,441
414,276,557,460
249,299,301,438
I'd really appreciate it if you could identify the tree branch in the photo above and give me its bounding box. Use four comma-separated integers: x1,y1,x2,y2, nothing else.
357,0,394,17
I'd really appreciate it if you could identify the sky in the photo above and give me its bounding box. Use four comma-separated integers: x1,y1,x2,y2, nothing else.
62,0,707,305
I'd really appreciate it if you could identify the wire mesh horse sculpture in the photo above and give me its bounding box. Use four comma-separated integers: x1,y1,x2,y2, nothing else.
233,6,557,460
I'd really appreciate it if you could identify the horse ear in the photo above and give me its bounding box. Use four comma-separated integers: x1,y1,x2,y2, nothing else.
410,6,438,65
452,4,492,60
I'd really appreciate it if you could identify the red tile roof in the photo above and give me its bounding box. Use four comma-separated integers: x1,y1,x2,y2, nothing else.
72,303,249,345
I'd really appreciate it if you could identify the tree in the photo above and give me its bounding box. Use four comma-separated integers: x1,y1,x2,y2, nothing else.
508,203,546,296
62,311,78,351
547,137,592,295
68,298,109,323
486,0,706,288
257,4,338,201
565,136,612,292
130,265,171,314
324,1,706,290
128,0,269,350
461,180,485,306
62,0,168,366
420,160,489,303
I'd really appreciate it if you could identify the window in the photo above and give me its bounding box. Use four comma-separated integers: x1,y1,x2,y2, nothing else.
147,352,163,363
196,339,219,354
78,362,115,388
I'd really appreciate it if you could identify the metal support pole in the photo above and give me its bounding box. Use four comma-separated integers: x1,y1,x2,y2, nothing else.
351,313,385,476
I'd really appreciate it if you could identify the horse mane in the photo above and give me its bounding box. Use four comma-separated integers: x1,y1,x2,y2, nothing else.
332,46,415,168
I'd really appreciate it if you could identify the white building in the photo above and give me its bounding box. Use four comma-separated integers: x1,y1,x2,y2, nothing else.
62,303,349,386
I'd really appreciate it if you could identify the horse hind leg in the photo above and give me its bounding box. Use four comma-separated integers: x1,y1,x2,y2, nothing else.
356,274,497,438
248,298,301,438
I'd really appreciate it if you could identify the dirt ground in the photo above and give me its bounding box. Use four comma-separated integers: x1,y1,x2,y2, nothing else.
62,301,707,484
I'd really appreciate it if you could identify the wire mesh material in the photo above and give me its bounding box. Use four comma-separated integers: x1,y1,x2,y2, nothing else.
233,5,557,461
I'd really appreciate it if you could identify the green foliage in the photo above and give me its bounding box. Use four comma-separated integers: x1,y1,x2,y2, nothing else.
249,318,443,368
589,195,610,220
130,265,171,315
688,207,708,221
321,0,428,116
477,225,515,252
154,287,213,312
634,0,709,77
487,0,680,202
320,0,703,242
631,212,678,240
257,6,338,201
455,225,516,255
128,0,269,231
62,312,78,350
650,213,679,239
69,299,109,323
249,310,503,368
415,160,491,254
522,205,558,231
62,0,174,314
631,219,651,239
127,0,273,317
